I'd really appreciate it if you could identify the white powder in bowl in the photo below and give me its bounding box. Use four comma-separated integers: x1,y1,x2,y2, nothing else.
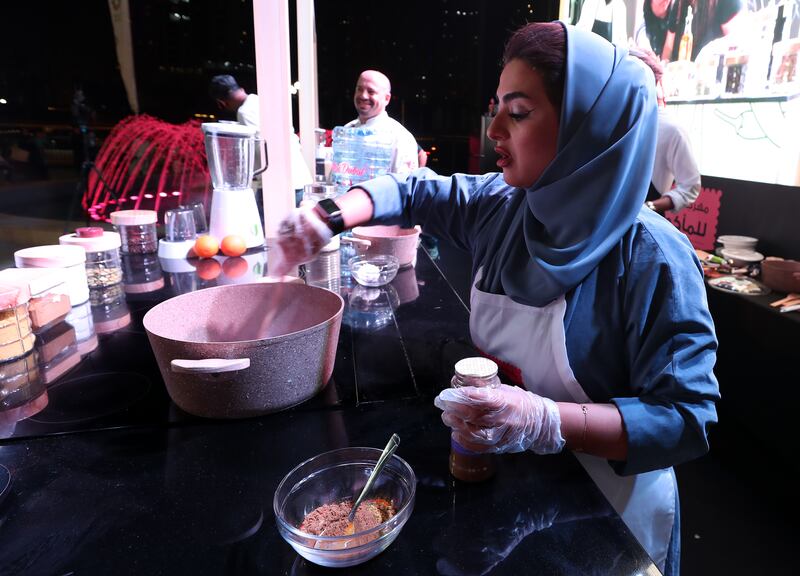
358,263,381,283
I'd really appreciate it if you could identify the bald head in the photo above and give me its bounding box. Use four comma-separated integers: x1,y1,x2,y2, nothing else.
353,70,392,122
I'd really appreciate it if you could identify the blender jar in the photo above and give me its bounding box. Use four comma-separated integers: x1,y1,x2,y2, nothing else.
201,122,261,190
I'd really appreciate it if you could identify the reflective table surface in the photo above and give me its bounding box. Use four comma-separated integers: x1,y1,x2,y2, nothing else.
0,241,658,575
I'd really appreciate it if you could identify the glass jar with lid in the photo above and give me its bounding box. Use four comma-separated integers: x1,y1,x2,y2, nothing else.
0,267,71,332
90,284,131,334
121,253,164,294
110,210,159,254
65,301,98,356
448,357,500,482
60,227,124,289
0,284,35,363
303,183,340,252
14,244,89,305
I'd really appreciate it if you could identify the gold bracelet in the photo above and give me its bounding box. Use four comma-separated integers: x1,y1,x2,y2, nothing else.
576,404,589,452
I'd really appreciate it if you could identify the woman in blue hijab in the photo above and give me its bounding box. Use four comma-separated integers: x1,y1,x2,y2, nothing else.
277,22,719,575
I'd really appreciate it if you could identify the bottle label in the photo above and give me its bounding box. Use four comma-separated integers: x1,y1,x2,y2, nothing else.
451,438,481,456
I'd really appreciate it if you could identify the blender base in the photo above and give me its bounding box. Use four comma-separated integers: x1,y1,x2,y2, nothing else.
209,188,265,248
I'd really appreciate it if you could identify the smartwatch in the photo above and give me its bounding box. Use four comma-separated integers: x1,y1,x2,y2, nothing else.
314,198,345,235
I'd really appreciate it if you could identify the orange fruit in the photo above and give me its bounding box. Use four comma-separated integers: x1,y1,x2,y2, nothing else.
196,258,221,280
193,235,219,259
222,256,249,278
220,234,247,257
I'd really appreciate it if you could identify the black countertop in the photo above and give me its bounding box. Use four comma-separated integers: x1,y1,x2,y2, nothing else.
0,242,657,575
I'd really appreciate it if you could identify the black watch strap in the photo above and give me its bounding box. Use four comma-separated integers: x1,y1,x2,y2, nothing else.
314,198,345,235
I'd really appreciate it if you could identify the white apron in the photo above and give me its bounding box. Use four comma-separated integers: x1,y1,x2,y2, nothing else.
469,269,675,572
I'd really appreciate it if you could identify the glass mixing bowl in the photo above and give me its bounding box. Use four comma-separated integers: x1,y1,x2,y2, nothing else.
348,255,399,287
274,446,416,567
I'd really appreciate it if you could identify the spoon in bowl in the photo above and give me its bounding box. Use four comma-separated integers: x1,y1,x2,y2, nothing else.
348,433,400,525
321,434,400,537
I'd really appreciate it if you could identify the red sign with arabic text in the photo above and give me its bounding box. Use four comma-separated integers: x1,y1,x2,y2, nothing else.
665,187,722,251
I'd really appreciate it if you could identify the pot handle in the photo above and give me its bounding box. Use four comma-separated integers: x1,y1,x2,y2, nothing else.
341,236,371,247
170,358,251,374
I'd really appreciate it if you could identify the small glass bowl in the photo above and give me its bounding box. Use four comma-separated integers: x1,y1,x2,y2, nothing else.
348,255,399,287
274,446,416,568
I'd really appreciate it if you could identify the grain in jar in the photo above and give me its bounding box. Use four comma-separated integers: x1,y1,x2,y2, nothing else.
110,210,159,254
60,227,124,289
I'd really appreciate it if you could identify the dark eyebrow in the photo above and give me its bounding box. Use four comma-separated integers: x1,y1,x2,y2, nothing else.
500,91,531,103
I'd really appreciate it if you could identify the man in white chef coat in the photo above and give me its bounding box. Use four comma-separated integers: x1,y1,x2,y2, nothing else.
345,70,419,175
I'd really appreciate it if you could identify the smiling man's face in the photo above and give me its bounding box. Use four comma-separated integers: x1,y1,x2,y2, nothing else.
353,71,391,123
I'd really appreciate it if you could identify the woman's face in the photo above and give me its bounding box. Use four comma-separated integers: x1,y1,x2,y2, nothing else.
487,59,560,189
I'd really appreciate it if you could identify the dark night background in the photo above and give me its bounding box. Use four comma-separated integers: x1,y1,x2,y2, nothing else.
0,0,559,175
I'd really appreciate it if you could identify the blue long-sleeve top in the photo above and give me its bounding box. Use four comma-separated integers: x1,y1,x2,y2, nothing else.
360,169,720,476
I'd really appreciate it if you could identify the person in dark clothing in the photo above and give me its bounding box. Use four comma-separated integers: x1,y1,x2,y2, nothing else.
642,0,678,57
663,0,745,61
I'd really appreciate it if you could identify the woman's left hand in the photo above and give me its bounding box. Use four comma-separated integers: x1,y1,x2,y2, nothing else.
434,384,565,455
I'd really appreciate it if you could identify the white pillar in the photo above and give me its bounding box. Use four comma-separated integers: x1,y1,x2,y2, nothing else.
296,0,319,176
253,0,294,239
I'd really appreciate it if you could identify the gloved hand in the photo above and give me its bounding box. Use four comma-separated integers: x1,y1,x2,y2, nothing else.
434,384,565,455
271,203,333,276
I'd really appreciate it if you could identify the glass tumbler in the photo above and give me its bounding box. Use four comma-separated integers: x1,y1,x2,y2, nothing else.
164,208,197,242
180,201,208,235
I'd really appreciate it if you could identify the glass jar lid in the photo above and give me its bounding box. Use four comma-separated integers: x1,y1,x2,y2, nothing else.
110,209,158,226
60,229,122,252
15,244,86,268
454,357,498,380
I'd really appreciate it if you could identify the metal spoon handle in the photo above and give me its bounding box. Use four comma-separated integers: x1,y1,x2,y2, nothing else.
348,434,400,523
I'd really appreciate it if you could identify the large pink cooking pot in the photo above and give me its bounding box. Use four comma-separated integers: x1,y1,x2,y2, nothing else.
350,225,421,268
143,283,343,419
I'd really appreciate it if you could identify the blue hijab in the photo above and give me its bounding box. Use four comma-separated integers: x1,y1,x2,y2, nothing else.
480,24,657,307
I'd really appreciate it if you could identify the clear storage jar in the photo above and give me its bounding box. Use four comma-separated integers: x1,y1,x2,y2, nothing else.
303,183,340,251
110,210,158,254
0,267,71,332
0,285,35,363
60,227,123,289
449,357,500,482
0,350,42,410
121,253,164,293
90,284,131,334
14,244,89,305
65,301,98,356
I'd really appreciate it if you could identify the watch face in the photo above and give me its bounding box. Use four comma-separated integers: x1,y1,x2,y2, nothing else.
317,198,341,217
315,198,344,235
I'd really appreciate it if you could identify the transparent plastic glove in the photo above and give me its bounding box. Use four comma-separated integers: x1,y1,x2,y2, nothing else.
434,384,565,455
272,204,332,276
